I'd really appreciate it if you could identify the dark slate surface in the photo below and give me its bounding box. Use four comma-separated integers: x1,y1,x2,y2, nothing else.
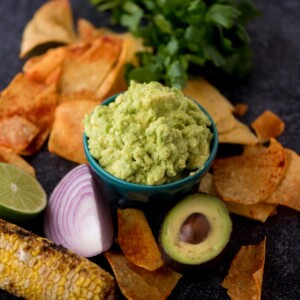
0,0,300,299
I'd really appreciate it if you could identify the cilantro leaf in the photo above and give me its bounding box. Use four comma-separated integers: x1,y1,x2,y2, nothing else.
90,0,260,89
206,4,241,29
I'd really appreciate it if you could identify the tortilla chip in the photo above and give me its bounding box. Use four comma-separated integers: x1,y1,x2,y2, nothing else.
23,46,66,85
62,42,91,59
251,110,285,143
48,100,98,163
96,32,146,100
242,143,267,156
20,0,76,58
96,40,129,100
215,113,237,134
58,91,100,104
183,78,258,145
234,103,248,116
265,148,300,211
104,251,182,300
183,77,235,124
117,208,164,271
198,172,217,195
26,89,56,123
0,73,46,117
117,32,145,66
22,85,58,155
77,18,105,42
198,173,276,222
0,115,39,152
58,35,123,94
218,118,259,145
0,146,35,177
213,139,287,204
225,202,277,223
222,238,266,300
0,74,57,154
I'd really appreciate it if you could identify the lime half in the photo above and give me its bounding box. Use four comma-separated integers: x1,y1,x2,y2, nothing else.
0,162,47,222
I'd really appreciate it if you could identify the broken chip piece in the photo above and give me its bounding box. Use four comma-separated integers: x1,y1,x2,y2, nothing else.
251,110,285,143
117,208,164,271
234,103,248,116
222,238,266,300
104,251,182,300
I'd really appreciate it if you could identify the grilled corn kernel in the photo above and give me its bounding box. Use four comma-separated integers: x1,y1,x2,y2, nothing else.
0,219,116,299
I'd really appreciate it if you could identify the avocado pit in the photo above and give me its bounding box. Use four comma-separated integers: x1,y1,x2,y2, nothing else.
179,213,210,244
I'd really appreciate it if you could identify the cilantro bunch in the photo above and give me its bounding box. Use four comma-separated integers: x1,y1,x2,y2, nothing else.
90,0,260,89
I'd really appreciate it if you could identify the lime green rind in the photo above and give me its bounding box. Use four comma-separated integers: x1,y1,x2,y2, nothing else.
0,204,43,223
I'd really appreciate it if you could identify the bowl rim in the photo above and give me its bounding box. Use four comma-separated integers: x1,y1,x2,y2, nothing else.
83,93,218,190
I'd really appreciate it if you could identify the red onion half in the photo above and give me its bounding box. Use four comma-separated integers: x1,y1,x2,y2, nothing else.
44,164,113,257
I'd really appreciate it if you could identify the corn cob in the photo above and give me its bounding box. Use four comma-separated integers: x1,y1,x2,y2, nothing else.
0,218,116,299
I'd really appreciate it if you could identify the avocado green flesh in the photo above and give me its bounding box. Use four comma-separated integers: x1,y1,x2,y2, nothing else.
160,193,232,266
84,81,212,185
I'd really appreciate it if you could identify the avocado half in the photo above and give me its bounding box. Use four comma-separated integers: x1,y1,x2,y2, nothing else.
159,193,232,272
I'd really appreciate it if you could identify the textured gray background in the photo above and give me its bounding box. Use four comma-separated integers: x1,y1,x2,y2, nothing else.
0,0,299,299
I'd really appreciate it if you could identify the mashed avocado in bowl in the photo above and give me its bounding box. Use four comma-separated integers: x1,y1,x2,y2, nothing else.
84,81,213,186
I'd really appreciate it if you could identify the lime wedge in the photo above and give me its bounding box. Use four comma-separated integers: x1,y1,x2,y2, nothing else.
0,162,47,222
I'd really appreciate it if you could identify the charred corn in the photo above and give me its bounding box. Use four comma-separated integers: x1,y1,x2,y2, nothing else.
0,218,116,299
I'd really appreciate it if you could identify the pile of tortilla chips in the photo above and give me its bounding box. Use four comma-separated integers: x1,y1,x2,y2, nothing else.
1,0,272,175
3,0,298,214
199,114,300,222
214,135,300,217
21,0,145,165
105,208,182,300
0,73,57,176
0,0,145,174
191,81,300,222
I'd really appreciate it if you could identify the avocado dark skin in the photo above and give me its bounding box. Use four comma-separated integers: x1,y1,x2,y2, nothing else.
158,193,232,274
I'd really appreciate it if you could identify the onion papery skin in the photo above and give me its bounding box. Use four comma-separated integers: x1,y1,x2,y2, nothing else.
44,164,113,257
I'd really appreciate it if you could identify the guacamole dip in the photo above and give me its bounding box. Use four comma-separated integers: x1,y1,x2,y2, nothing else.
84,81,212,185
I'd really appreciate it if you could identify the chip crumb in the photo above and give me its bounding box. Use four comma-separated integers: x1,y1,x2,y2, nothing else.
251,110,285,143
234,103,249,116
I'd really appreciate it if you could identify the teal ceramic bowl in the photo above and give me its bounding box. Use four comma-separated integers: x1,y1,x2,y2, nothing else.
83,94,218,202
